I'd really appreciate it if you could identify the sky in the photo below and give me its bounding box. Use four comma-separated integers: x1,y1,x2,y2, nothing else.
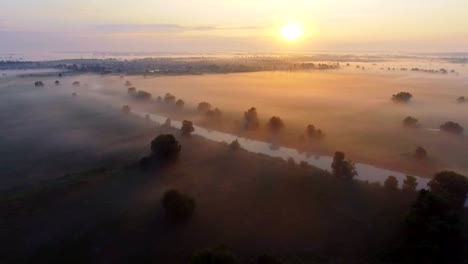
1,0,468,53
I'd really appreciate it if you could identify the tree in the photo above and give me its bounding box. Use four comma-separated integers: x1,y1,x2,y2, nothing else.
34,81,44,87
331,151,357,180
197,102,212,113
392,92,413,103
135,90,152,100
414,146,427,159
54,80,60,85
72,81,80,87
287,157,296,167
139,156,153,169
206,108,222,119
306,124,325,140
384,176,399,190
150,134,181,162
164,93,176,104
257,255,283,264
127,87,136,94
268,116,284,133
121,105,131,114
440,121,464,135
161,189,195,222
124,80,132,86
181,120,195,136
244,107,260,130
428,171,468,208
402,175,418,192
403,116,419,128
229,139,240,151
190,246,239,264
456,96,466,104
163,118,171,127
175,99,185,109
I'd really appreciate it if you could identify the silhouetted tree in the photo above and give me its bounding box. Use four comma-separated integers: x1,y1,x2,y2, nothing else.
402,175,418,192
457,96,466,104
331,151,357,180
150,134,181,162
244,107,260,130
34,81,44,87
135,90,152,100
176,99,185,109
58,73,63,78
428,171,468,208
229,139,240,151
181,120,195,136
197,102,212,113
162,189,195,222
163,118,171,127
440,121,464,135
392,92,413,103
139,156,153,169
268,116,284,133
403,116,419,128
54,80,60,85
306,124,325,140
384,176,399,190
121,105,131,114
414,146,427,159
190,246,239,264
300,161,311,169
206,108,222,119
287,157,296,167
164,93,176,104
72,81,80,87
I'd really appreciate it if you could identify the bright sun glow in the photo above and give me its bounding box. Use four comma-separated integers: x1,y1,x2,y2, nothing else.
280,22,304,41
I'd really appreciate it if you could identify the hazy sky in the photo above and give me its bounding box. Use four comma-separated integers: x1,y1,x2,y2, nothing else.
1,0,467,53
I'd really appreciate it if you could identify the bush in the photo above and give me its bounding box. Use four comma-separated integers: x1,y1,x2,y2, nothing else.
440,121,464,135
189,247,238,264
331,151,357,180
72,81,80,87
127,87,136,94
392,92,413,103
150,134,181,162
402,175,418,192
268,116,284,133
244,107,260,130
34,81,44,87
162,190,195,222
181,120,195,136
384,176,398,190
403,116,419,128
54,80,60,85
456,96,466,104
135,90,152,100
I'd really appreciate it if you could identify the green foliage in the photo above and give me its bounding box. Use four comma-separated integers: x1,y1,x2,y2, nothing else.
161,189,196,222
189,247,239,264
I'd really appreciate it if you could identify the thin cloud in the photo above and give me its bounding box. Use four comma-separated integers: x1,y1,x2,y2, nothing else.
93,23,263,33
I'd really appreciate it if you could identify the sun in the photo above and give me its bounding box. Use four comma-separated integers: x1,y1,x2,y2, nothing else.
280,22,304,41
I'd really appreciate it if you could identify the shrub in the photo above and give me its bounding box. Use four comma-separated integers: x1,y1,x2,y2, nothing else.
403,116,419,128
189,247,238,264
34,81,44,87
72,81,80,87
162,190,195,222
150,134,181,162
54,80,60,85
384,176,398,190
181,120,195,136
127,87,136,94
331,151,357,180
392,92,413,103
440,121,464,135
164,93,176,104
135,90,152,100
